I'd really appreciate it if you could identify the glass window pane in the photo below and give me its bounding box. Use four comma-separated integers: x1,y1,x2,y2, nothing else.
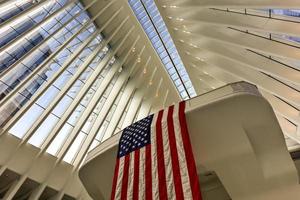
128,0,196,99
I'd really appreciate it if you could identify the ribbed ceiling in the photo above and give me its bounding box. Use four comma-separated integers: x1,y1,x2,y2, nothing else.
154,1,300,151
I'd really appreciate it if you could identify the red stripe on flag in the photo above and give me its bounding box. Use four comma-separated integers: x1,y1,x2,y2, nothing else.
179,101,202,200
145,144,152,200
167,105,184,199
111,158,120,200
156,110,168,200
133,149,140,200
121,155,130,200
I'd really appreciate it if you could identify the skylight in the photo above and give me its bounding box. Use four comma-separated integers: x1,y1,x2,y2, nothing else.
128,0,196,99
271,9,300,17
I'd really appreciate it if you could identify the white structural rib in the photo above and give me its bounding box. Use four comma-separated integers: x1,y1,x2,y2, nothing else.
5,0,299,199
0,0,77,58
155,0,300,150
0,0,181,198
0,1,117,111
159,0,300,8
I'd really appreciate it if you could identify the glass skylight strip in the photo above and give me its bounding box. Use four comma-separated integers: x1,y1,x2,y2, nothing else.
251,9,300,46
0,0,118,165
271,9,300,17
128,0,196,99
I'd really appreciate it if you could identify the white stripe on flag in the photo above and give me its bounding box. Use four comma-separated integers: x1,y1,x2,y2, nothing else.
150,114,159,199
127,153,134,199
114,157,125,200
162,109,176,199
139,147,146,200
173,104,193,199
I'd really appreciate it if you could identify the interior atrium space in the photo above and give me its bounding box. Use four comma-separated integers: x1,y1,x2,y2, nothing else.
0,0,299,199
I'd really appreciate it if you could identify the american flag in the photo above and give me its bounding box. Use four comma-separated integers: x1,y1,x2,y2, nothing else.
111,101,202,200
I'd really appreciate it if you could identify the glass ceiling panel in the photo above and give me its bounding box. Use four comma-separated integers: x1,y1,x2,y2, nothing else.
128,0,196,99
271,9,300,17
253,9,300,47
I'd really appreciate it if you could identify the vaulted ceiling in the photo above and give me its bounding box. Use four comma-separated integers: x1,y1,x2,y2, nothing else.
154,0,300,151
